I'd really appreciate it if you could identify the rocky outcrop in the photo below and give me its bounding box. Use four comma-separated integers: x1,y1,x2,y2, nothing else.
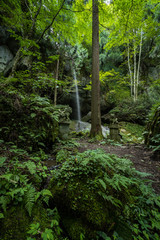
0,45,13,73
145,105,160,160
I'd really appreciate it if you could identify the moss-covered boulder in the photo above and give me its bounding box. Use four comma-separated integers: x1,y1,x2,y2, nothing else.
0,203,50,240
49,149,152,240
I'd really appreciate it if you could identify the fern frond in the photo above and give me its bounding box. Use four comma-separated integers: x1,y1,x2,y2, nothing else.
24,161,37,174
25,186,36,216
0,196,9,212
35,189,53,206
115,219,133,240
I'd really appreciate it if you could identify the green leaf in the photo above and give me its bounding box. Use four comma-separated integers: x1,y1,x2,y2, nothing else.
42,228,54,240
30,113,36,118
97,231,111,239
0,157,7,167
0,213,4,219
98,179,107,190
41,189,53,197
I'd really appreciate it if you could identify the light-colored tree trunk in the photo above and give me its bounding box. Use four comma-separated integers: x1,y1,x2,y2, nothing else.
136,28,143,100
90,0,102,137
127,41,133,97
54,59,59,106
133,40,137,101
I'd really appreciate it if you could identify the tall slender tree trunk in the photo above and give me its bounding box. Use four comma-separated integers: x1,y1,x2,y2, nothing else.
54,59,59,106
133,40,137,102
90,0,102,137
136,28,143,100
127,41,133,97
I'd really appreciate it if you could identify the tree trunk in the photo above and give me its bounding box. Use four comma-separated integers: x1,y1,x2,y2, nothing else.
90,0,102,137
136,28,143,100
10,46,22,77
127,41,133,97
133,40,137,101
54,59,59,106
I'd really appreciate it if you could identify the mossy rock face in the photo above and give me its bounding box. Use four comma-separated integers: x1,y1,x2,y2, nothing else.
63,216,96,240
50,179,108,239
145,105,160,159
0,205,30,240
49,149,139,239
0,203,50,240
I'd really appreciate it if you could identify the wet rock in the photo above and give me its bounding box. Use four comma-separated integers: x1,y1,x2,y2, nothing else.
0,45,13,73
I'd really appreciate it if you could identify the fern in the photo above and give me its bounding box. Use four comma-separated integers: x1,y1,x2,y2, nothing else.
24,161,37,175
0,196,8,212
35,189,53,206
25,186,36,216
98,191,122,207
98,179,107,190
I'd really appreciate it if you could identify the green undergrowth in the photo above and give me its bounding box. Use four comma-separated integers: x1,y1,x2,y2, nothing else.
49,148,160,240
0,75,71,152
54,139,80,163
0,142,68,240
119,122,145,144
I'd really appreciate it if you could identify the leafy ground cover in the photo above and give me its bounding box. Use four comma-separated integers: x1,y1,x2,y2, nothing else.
0,122,160,240
76,138,160,195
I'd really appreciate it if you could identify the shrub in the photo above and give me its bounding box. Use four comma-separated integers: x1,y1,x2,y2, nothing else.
107,97,151,125
0,75,71,151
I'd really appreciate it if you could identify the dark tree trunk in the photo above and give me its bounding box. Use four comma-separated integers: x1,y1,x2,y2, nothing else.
90,0,102,137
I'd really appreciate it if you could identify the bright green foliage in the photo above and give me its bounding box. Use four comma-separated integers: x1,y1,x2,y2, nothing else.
100,69,130,105
49,149,160,239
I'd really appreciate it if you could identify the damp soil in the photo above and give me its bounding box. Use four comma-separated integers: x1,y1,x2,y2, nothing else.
76,138,160,195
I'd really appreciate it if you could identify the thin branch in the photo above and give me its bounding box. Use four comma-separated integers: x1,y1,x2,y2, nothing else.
29,0,42,38
62,7,91,12
37,0,66,43
99,22,110,30
24,0,33,20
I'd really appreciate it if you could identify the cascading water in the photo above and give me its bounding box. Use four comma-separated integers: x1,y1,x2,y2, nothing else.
73,69,81,123
72,70,109,137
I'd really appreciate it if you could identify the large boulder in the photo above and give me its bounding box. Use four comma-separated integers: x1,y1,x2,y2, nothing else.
0,203,50,240
0,45,13,73
49,149,157,240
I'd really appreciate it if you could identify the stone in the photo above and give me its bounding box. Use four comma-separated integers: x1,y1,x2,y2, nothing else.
109,123,121,142
81,111,91,122
59,121,71,140
0,45,13,73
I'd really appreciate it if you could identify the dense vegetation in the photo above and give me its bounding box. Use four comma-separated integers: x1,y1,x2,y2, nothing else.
0,0,160,239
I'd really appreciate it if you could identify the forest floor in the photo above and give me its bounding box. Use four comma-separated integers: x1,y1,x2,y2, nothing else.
76,137,160,195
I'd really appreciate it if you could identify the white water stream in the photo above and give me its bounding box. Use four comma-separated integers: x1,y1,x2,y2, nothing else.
73,69,81,122
72,70,109,138
75,121,110,138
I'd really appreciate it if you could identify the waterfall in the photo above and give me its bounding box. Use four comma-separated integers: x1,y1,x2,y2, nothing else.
73,69,81,122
